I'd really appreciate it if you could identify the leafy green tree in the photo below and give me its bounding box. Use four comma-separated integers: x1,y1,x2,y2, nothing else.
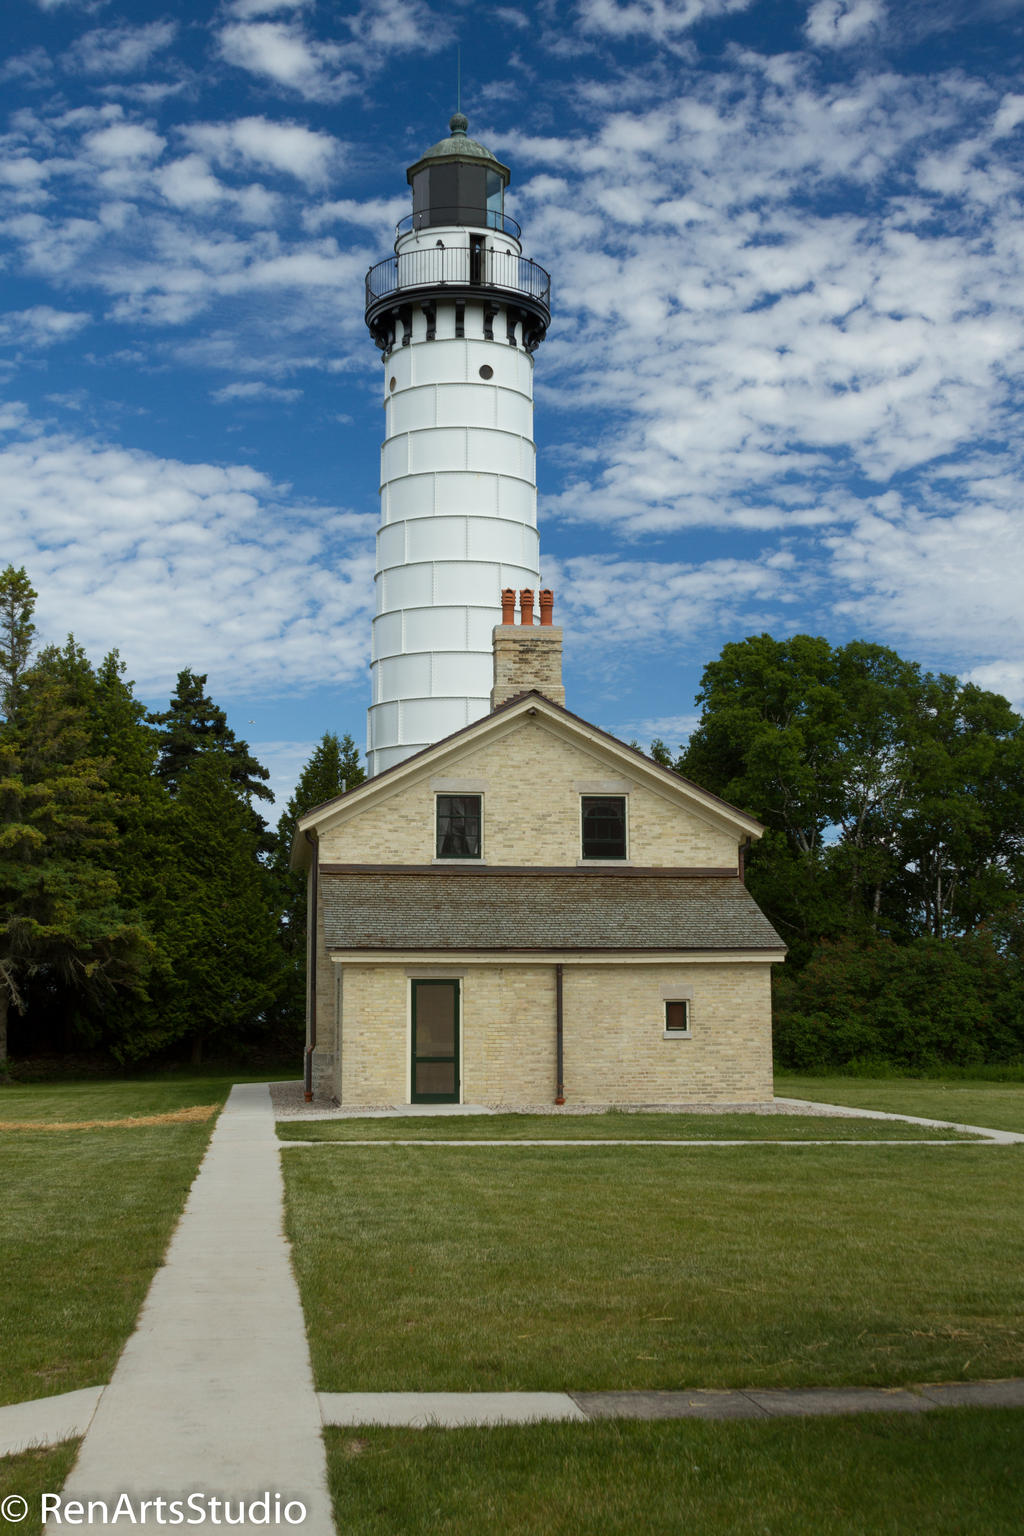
681,633,1024,961
680,634,849,958
772,933,1024,1070
0,565,37,720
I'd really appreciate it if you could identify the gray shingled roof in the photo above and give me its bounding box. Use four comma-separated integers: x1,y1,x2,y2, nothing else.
320,872,784,953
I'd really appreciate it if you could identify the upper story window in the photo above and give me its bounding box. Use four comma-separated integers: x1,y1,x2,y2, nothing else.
436,794,481,859
581,795,627,860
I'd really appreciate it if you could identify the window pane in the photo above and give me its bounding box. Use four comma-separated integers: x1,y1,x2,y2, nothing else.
414,984,456,1055
665,1001,690,1032
486,170,503,227
415,1061,456,1096
436,794,482,858
581,796,626,859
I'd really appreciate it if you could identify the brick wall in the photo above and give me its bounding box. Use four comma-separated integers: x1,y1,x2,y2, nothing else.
317,959,774,1106
317,717,740,867
491,625,565,708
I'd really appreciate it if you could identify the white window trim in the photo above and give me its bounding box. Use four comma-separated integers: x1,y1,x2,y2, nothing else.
663,992,693,1040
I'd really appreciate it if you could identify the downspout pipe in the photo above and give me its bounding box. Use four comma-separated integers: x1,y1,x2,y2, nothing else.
555,963,565,1105
303,830,319,1102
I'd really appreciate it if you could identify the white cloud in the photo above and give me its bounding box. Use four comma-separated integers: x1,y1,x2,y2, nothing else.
992,92,1024,139
217,20,353,101
227,0,312,15
0,306,91,346
0,412,375,698
577,0,755,38
805,0,885,48
302,195,407,237
544,551,794,646
824,496,1024,697
84,123,166,162
211,381,302,402
156,155,224,210
185,118,339,186
216,0,448,100
64,21,178,76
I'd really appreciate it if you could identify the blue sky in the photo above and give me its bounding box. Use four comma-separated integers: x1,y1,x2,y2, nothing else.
4,0,1024,813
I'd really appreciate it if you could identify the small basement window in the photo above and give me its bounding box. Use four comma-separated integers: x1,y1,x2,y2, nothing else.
664,1000,691,1036
581,795,627,860
436,794,482,859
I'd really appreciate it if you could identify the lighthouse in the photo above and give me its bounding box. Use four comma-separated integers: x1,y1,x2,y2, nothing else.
363,113,551,776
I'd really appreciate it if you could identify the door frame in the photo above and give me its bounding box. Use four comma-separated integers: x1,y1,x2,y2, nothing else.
409,978,461,1105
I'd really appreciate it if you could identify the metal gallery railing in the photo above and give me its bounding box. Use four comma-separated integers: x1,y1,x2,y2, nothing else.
365,245,551,311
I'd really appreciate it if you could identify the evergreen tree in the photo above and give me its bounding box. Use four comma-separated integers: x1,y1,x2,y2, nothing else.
149,669,273,847
152,754,284,1065
0,639,155,1069
268,732,364,1035
0,565,37,720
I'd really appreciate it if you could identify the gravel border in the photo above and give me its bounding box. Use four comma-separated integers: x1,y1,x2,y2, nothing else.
269,1080,862,1122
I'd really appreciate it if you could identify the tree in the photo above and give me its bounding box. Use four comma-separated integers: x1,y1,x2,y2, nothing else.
0,566,37,719
680,634,1024,961
268,732,364,1035
150,753,285,1064
0,638,155,1069
148,669,273,842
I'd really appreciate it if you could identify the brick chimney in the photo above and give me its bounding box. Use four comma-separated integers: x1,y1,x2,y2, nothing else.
491,588,565,709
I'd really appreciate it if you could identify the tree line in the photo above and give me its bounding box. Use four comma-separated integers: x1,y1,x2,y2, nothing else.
3,566,1022,1075
654,634,1024,1070
0,566,362,1073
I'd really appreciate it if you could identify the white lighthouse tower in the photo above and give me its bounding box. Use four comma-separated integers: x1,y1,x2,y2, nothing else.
363,113,551,776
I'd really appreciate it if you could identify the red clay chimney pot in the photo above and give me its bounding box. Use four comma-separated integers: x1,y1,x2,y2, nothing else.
519,588,535,625
539,589,554,626
500,587,516,624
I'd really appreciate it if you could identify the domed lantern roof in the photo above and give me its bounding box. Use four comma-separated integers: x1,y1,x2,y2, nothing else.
406,113,511,185
405,114,512,234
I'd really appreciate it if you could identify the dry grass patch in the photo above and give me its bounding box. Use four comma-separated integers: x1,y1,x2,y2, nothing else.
0,1104,219,1131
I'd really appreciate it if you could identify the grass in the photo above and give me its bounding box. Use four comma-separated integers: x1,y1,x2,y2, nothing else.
323,1410,1024,1536
283,1142,1024,1393
778,1075,1024,1134
278,1110,982,1141
0,1443,80,1536
0,1073,254,1124
0,1077,232,1408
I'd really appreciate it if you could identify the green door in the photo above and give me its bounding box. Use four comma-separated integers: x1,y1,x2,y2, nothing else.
411,980,460,1104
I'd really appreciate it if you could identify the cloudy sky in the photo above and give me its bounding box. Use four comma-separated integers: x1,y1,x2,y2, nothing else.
4,0,1024,809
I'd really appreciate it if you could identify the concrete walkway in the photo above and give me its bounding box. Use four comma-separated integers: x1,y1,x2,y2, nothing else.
9,1374,1024,1458
47,1083,333,1535
318,1378,1024,1426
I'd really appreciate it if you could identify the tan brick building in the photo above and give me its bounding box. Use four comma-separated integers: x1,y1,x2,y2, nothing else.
293,608,784,1106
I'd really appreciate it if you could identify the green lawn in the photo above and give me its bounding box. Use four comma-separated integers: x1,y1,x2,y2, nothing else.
0,1077,230,1407
278,1110,981,1141
0,1443,80,1536
777,1075,1024,1134
323,1410,1024,1536
283,1142,1024,1393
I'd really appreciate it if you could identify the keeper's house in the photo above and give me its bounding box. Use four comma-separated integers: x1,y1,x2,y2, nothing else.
292,595,785,1107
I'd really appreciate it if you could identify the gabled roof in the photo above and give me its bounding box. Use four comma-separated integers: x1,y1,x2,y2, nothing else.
291,691,764,870
320,870,784,954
